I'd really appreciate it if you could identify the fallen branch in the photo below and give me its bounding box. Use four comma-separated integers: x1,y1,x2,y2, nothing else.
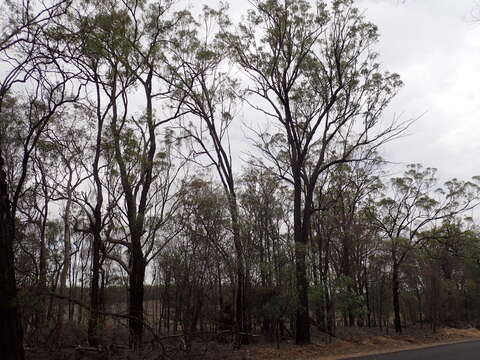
48,292,165,352
47,292,257,356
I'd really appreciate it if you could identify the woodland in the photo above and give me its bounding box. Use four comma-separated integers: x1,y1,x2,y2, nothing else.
2,0,480,359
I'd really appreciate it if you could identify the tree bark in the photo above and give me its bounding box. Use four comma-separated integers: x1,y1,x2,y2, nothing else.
88,228,102,346
129,232,146,349
229,195,247,347
294,181,310,344
364,266,371,328
55,187,72,335
392,262,402,333
0,151,25,360
88,75,105,347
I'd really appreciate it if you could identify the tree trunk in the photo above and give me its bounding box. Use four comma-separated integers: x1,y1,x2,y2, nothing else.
341,235,355,327
392,263,402,333
88,228,101,346
364,267,371,328
88,80,105,347
294,182,310,344
295,240,310,343
0,152,25,360
129,235,145,349
229,195,247,347
37,189,49,326
56,188,72,334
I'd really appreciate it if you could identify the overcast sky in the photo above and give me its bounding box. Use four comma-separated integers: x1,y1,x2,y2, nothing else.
358,0,480,181
198,0,480,182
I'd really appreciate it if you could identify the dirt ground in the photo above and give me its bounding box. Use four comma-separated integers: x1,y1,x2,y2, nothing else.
228,327,480,360
25,326,480,360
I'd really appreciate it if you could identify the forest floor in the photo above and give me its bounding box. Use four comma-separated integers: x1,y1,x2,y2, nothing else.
226,327,480,360
24,326,480,360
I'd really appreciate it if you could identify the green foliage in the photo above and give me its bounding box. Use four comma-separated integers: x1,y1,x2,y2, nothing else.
335,275,366,318
309,284,326,311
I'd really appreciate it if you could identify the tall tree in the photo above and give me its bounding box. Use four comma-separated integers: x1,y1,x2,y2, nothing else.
0,1,75,357
171,7,249,346
69,0,189,348
223,0,405,344
0,141,25,360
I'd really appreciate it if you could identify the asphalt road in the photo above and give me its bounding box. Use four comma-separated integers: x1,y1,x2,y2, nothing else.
345,341,480,359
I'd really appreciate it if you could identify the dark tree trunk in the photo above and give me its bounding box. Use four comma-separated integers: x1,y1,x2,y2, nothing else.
88,228,102,347
229,196,247,347
88,80,105,347
55,187,72,337
129,236,145,349
295,240,310,344
37,174,49,327
108,75,154,350
341,234,355,327
348,309,355,327
294,182,310,344
392,263,402,333
0,152,25,360
234,264,246,344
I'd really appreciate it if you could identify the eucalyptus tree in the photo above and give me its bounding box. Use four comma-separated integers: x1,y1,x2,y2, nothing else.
68,0,191,347
171,177,231,347
0,72,80,360
419,221,480,327
0,124,24,360
0,0,72,111
22,147,58,328
222,0,405,343
169,7,249,345
239,166,285,290
47,5,121,345
36,115,90,336
1,1,80,355
324,157,382,326
18,126,82,328
369,164,480,333
152,177,230,335
239,166,290,339
307,155,381,332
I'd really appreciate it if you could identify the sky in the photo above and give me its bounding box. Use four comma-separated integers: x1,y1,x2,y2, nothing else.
197,0,480,183
357,0,480,181
4,0,480,184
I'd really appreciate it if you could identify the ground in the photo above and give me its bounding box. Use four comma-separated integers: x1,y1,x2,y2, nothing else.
230,327,480,360
24,326,480,360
